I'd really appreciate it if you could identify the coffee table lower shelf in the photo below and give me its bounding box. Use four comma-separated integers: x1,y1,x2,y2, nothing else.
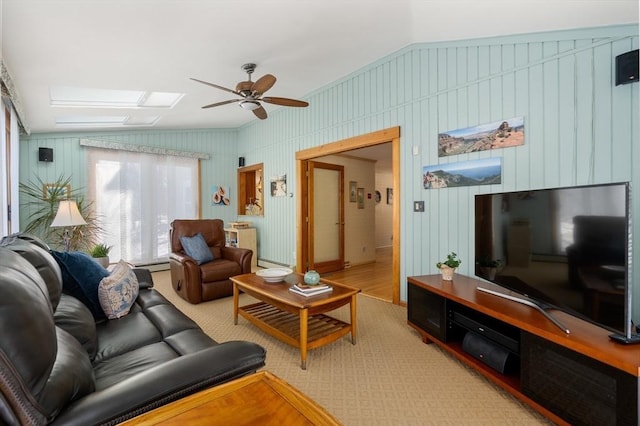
239,302,353,366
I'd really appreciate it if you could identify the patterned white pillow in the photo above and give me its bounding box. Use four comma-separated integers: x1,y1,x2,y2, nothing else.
98,261,139,319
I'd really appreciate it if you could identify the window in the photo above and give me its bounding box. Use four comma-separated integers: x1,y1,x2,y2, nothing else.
87,148,199,265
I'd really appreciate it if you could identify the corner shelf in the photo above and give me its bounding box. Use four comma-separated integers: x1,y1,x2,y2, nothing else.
224,227,257,270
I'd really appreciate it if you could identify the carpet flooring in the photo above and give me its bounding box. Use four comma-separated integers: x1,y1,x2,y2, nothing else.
151,271,551,425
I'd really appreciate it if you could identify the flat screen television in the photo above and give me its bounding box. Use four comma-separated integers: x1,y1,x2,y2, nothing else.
474,182,639,343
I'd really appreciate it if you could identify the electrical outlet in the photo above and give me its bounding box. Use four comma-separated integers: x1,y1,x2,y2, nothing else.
414,201,425,212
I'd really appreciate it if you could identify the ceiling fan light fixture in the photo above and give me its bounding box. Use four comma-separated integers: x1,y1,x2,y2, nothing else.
239,100,260,110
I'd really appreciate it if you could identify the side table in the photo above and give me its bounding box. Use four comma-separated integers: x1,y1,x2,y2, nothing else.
120,371,341,425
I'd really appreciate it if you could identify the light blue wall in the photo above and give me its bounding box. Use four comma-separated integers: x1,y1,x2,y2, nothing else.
19,25,639,319
236,24,639,313
19,128,240,225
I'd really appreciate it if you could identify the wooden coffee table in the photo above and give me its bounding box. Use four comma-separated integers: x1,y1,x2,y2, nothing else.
231,272,360,369
121,371,341,425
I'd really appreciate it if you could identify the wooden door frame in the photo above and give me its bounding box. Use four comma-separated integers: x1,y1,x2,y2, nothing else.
295,126,401,305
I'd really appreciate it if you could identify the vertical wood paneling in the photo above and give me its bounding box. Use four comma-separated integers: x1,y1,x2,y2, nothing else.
593,43,614,183
239,25,638,306
19,25,639,310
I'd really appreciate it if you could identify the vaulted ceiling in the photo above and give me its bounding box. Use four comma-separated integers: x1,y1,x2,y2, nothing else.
1,0,637,134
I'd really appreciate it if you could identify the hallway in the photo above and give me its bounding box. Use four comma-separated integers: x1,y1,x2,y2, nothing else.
322,247,393,302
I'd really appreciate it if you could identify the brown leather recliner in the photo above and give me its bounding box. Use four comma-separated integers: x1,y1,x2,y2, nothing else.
169,219,253,304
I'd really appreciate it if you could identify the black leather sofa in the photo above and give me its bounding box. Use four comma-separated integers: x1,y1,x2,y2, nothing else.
0,235,266,425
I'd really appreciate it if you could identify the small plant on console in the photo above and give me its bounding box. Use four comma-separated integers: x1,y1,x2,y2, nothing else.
436,252,461,281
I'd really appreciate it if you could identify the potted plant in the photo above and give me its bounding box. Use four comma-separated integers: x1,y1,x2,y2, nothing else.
477,256,500,280
19,174,103,251
90,243,112,268
436,252,461,281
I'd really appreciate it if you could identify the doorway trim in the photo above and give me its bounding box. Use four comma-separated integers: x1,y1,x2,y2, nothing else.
295,126,401,304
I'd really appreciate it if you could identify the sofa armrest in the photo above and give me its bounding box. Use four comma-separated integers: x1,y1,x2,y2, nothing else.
50,341,266,426
220,247,253,274
132,268,154,289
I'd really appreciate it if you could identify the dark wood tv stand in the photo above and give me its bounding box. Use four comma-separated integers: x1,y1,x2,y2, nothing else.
407,274,639,425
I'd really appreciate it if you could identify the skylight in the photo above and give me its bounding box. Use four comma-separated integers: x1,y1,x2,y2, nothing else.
55,115,160,127
50,86,184,109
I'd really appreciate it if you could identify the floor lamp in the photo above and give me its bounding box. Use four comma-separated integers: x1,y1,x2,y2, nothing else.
50,200,87,251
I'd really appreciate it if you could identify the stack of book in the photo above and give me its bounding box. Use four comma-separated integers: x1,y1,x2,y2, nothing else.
289,283,332,297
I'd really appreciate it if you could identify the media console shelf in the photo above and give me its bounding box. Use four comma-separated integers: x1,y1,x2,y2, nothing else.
407,274,639,425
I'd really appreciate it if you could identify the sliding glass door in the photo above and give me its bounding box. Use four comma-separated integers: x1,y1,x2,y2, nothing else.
87,148,199,265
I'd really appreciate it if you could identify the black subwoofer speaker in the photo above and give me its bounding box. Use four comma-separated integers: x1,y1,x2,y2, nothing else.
38,147,54,162
462,331,516,374
615,49,639,86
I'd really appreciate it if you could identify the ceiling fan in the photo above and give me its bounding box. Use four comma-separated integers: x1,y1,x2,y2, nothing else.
190,63,309,120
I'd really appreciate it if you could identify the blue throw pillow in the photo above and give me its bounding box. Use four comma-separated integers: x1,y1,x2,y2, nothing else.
180,233,214,265
51,251,110,320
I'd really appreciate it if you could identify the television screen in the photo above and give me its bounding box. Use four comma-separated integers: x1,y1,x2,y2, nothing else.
474,183,631,336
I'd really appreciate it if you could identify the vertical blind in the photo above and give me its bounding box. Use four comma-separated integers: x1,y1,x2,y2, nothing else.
87,148,199,265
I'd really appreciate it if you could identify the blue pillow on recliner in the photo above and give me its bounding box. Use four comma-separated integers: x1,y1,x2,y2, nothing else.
51,251,110,320
180,233,214,265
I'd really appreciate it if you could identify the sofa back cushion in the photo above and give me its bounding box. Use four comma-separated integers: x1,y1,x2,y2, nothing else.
0,234,64,310
0,249,94,424
54,294,99,360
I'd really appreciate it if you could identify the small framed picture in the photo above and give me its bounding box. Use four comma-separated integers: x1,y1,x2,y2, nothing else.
357,187,365,209
349,181,357,203
43,183,70,200
386,187,393,204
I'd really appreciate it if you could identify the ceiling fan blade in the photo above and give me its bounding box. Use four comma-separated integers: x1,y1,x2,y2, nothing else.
190,78,240,96
201,99,240,109
252,105,268,120
251,74,276,95
261,96,309,107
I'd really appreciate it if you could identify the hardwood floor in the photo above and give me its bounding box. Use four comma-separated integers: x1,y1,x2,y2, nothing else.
322,247,393,302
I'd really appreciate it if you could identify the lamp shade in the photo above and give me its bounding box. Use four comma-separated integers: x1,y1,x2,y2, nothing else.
51,200,87,227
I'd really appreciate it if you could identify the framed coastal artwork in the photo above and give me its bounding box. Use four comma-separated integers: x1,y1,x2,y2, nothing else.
349,181,357,202
357,187,365,209
43,183,70,200
211,185,230,205
270,174,287,197
423,157,502,189
438,116,524,157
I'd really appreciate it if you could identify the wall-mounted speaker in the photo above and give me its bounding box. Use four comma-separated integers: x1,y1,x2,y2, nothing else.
238,157,245,167
615,49,639,86
39,147,54,162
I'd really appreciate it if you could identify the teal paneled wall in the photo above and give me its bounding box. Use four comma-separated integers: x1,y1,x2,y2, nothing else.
237,25,639,317
19,128,240,227
18,25,639,320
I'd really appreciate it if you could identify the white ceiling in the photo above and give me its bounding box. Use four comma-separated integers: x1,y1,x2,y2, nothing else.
1,0,638,135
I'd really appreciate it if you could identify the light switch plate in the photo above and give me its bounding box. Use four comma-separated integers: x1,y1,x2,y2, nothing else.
414,201,425,212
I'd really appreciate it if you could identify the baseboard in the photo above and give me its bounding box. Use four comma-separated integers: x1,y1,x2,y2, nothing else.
257,259,292,269
135,262,170,272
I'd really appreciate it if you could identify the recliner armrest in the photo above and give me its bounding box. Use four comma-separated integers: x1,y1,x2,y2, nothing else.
220,247,253,273
50,341,266,426
169,252,196,265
